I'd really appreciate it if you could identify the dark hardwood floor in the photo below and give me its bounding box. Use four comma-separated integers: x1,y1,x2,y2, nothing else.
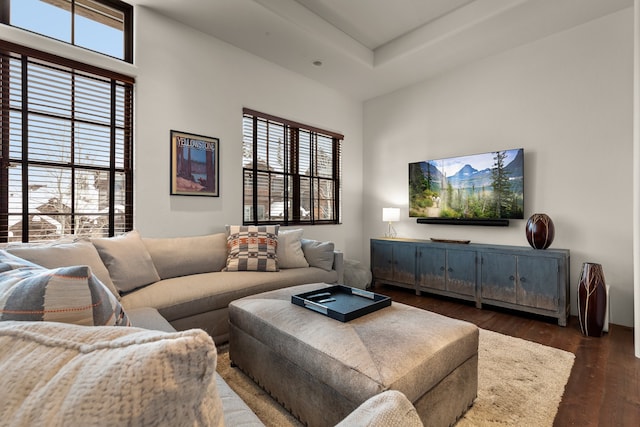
373,284,640,427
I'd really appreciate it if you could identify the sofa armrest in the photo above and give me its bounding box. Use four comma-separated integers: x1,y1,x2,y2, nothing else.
333,250,344,284
336,390,423,427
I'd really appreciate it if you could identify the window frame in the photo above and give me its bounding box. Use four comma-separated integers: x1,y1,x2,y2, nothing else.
0,39,134,243
242,108,343,226
0,0,133,63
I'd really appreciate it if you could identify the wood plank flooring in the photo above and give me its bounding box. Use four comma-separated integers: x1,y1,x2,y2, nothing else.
373,285,640,427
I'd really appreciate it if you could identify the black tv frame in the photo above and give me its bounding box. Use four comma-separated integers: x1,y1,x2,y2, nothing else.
416,218,509,227
409,148,524,224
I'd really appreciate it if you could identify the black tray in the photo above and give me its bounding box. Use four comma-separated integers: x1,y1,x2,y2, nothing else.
291,285,391,322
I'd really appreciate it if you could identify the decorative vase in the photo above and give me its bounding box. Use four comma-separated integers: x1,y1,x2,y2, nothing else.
525,213,555,249
577,262,607,337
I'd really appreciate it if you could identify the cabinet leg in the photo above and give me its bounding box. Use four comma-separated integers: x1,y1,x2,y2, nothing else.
558,317,567,327
475,301,482,309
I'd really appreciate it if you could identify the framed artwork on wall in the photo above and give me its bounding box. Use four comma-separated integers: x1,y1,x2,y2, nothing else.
170,130,220,197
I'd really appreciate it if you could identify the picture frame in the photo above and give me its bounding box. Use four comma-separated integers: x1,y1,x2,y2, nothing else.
170,130,219,197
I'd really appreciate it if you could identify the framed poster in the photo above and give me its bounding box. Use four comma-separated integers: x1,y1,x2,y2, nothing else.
170,130,219,197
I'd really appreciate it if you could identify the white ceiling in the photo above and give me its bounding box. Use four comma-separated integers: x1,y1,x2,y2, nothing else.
128,0,633,101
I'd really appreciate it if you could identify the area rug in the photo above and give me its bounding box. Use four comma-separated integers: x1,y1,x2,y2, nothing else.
216,328,575,426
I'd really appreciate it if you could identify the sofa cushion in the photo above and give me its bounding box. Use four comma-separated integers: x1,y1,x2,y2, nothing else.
92,230,161,293
276,229,309,269
0,321,224,427
125,307,176,332
215,373,265,426
120,267,339,322
0,250,130,326
5,239,120,300
143,233,227,279
301,239,335,271
225,225,279,272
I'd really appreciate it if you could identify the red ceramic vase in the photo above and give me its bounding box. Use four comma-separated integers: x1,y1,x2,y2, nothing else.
525,213,555,249
577,262,607,337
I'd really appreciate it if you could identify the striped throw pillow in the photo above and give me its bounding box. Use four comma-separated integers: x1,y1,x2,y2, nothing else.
0,250,130,326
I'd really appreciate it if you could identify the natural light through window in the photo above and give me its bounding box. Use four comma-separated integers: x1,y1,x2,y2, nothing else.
5,0,131,62
0,0,134,242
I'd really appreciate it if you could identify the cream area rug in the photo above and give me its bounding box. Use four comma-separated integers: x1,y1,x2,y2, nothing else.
216,329,575,427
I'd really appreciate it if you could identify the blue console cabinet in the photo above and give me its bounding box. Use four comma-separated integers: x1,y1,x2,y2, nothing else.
370,238,570,326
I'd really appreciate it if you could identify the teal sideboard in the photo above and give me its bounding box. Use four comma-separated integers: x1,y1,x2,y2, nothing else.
370,238,570,326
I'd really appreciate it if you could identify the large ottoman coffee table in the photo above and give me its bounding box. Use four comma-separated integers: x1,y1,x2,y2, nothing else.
228,283,478,427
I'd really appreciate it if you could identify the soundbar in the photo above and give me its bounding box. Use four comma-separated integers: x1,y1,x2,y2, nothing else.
416,218,510,227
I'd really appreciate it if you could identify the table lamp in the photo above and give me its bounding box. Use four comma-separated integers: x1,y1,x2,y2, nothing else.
382,207,400,238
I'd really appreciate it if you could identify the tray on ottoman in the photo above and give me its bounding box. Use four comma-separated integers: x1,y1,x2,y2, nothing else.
291,285,391,322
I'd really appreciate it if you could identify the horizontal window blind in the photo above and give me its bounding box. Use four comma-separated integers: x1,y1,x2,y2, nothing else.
0,41,133,242
242,108,342,225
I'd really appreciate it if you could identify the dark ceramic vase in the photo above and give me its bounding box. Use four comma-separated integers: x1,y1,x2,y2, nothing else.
525,213,555,249
577,262,607,337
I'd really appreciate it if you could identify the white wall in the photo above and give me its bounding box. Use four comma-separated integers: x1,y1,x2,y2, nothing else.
0,7,365,261
2,4,633,326
131,8,364,260
364,9,634,326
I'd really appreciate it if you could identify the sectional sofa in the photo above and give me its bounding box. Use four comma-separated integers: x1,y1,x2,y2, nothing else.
4,227,343,343
0,228,424,426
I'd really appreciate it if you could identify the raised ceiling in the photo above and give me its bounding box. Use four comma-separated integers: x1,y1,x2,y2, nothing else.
128,0,633,101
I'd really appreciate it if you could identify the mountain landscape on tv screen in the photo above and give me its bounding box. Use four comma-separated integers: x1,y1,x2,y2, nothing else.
409,149,524,219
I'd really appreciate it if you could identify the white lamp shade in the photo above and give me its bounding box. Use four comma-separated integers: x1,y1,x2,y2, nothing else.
382,207,400,222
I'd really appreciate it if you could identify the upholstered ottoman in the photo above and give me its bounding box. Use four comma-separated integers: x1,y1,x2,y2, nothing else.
228,283,478,427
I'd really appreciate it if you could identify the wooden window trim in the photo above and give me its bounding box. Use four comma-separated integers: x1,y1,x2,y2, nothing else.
0,0,133,63
0,41,134,242
242,108,342,226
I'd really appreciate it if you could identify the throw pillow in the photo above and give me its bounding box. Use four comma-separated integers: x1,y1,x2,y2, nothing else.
301,239,335,271
225,225,279,272
91,230,161,294
335,390,423,427
6,239,121,300
276,229,309,269
143,233,228,279
0,250,130,326
0,322,223,427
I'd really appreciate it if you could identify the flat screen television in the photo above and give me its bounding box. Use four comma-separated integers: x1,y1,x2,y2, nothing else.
409,148,524,225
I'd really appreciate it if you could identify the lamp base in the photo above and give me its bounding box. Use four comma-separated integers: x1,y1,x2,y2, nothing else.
384,223,397,238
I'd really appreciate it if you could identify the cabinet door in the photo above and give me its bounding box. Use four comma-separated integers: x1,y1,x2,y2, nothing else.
516,256,559,311
416,246,446,290
446,249,476,296
393,243,417,284
371,241,394,282
481,253,517,303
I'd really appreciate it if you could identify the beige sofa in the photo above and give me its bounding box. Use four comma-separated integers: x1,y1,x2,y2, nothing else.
5,228,344,344
0,229,425,426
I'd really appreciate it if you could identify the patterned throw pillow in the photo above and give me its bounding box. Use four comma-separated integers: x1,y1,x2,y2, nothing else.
0,250,130,326
225,225,279,272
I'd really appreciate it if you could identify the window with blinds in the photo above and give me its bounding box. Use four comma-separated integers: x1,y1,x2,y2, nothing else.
242,108,342,225
0,40,134,242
